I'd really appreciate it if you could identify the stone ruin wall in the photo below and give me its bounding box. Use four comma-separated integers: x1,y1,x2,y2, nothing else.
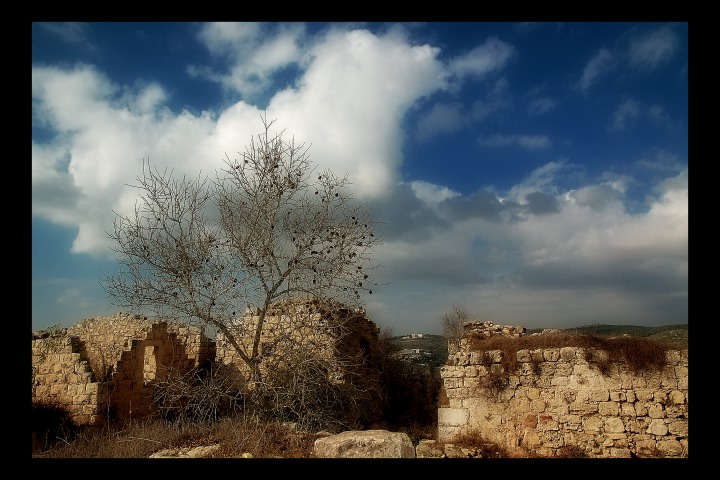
32,300,382,428
32,313,214,426
438,321,688,458
215,298,382,387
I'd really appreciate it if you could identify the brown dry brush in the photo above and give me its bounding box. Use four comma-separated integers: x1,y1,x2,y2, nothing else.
466,331,673,378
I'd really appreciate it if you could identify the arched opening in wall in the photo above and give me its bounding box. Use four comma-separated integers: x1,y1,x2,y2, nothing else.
144,345,159,382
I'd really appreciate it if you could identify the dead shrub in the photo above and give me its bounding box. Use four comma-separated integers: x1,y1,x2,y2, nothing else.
448,429,509,458
464,331,672,377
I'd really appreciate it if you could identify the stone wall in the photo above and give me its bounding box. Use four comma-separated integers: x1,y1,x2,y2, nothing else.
32,301,382,428
438,322,688,458
32,313,214,426
215,298,382,386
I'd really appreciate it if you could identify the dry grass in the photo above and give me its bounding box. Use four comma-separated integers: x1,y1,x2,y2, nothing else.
32,416,327,458
465,331,678,376
445,429,510,458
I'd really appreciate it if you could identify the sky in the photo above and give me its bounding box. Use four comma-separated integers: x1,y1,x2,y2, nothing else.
32,22,688,336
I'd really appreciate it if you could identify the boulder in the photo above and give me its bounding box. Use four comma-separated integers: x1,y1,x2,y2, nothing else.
313,430,415,458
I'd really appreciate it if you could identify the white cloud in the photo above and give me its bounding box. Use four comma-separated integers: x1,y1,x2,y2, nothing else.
409,180,460,207
197,22,262,56
133,83,168,114
266,28,447,199
628,28,678,70
367,166,687,331
32,27,449,259
578,48,615,91
448,37,515,80
191,22,306,99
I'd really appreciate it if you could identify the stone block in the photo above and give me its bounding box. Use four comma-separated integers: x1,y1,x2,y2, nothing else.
438,407,469,427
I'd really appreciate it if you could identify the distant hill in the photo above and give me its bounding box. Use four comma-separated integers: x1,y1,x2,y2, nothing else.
389,334,448,368
391,324,687,367
537,324,688,349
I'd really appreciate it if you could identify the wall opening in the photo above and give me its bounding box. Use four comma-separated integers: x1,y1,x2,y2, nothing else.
144,345,159,382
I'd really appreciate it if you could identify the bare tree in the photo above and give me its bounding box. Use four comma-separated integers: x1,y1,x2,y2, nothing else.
442,303,468,351
103,115,382,395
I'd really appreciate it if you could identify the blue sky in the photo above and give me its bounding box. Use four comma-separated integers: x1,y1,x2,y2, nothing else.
32,22,688,335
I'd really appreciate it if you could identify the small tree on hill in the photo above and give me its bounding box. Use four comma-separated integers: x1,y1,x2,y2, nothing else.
103,115,382,426
442,303,468,352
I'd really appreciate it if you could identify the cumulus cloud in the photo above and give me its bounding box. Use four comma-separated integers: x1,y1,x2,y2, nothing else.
266,28,447,198
566,184,625,211
190,22,306,100
628,28,678,71
578,48,616,91
32,28,449,258
368,164,687,331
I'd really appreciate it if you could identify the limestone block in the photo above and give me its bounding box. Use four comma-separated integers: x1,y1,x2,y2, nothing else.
598,402,619,416
589,389,610,402
665,405,685,418
668,389,685,405
609,391,625,402
543,349,560,362
49,384,65,395
559,347,577,362
646,419,668,436
443,378,460,389
560,414,581,429
438,407,469,427
313,430,415,458
647,403,665,419
653,390,668,404
463,377,480,390
667,419,688,436
634,388,653,402
608,447,632,458
604,416,625,433
657,438,685,457
620,403,636,416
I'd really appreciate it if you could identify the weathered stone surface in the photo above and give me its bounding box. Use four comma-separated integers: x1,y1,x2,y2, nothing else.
150,444,220,458
439,321,688,458
415,439,445,458
313,430,415,458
